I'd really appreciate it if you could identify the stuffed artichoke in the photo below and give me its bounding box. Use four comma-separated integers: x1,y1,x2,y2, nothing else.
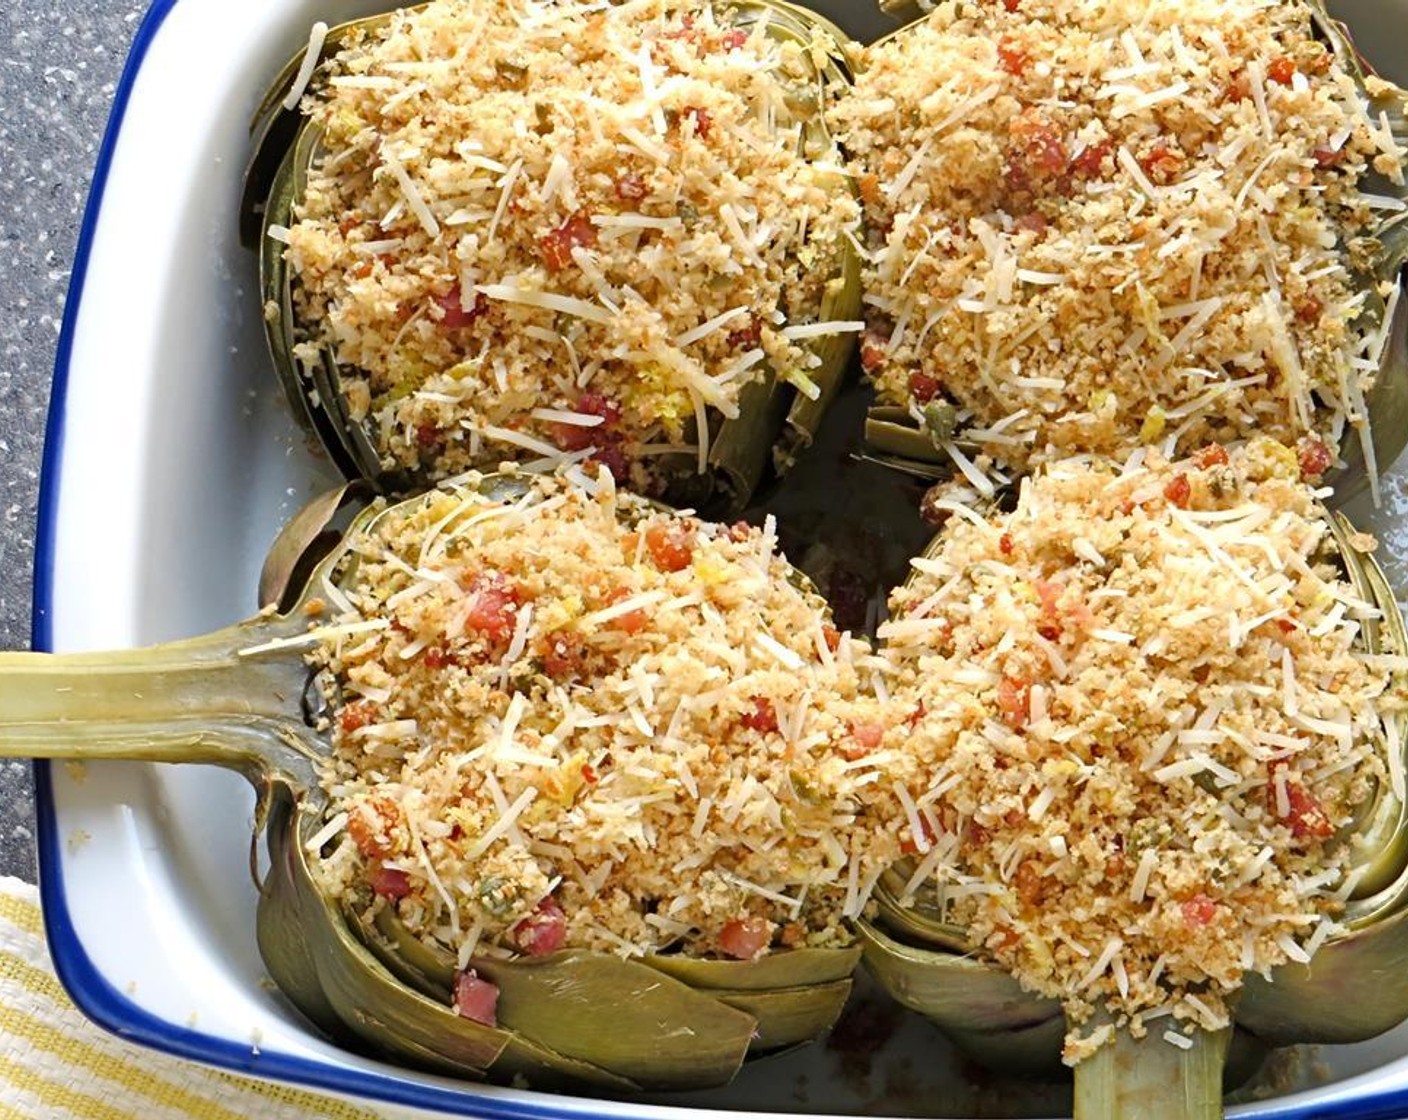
0,470,911,1091
246,0,863,513
860,443,1408,1118
836,0,1408,501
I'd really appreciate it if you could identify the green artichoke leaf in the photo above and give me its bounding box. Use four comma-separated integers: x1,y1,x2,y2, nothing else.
470,952,758,1091
713,979,854,1053
643,945,862,990
363,881,761,1088
856,921,1061,1035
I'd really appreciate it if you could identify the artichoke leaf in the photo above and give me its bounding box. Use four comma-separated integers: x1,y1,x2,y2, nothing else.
643,945,862,990
714,979,854,1053
856,921,1061,1035
469,952,757,1091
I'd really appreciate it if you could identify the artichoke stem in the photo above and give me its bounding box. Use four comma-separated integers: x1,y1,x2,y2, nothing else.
0,617,317,782
1073,1019,1229,1120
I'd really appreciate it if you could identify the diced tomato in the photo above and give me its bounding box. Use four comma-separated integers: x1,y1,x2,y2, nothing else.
434,288,483,330
999,532,1015,556
589,443,630,483
1164,474,1191,509
538,212,598,272
1011,112,1068,176
1193,444,1229,470
997,675,1030,730
681,106,713,140
1276,618,1297,634
540,632,586,678
725,317,762,351
339,702,378,736
997,36,1028,76
1071,139,1111,179
1037,623,1062,642
822,624,842,653
1268,761,1335,839
512,897,568,957
453,969,500,1026
615,172,648,201
1013,211,1049,236
464,574,521,642
859,329,890,375
1313,147,1346,168
908,372,942,404
1268,56,1297,86
605,587,648,634
719,916,773,961
740,696,779,734
645,522,694,572
415,422,442,449
842,721,885,761
553,392,621,452
1297,436,1334,481
348,796,399,859
1181,894,1218,927
1295,295,1324,323
1000,0,1020,10
718,28,749,50
1140,142,1185,185
1224,72,1251,104
422,646,455,670
372,866,412,901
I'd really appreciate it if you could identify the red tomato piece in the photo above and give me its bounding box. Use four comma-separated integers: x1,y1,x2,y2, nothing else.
1193,444,1229,470
997,676,1030,730
512,897,568,957
1071,139,1111,179
453,970,500,1026
681,106,713,139
1297,436,1334,481
1268,57,1296,86
605,587,648,634
464,575,521,641
719,916,773,960
434,289,482,330
339,702,377,736
645,522,695,572
1268,762,1334,839
740,696,779,734
372,866,412,901
1164,474,1191,509
997,36,1028,75
539,212,598,272
908,372,942,404
1181,894,1218,927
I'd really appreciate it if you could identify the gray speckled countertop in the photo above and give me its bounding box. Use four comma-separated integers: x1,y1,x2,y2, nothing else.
0,0,146,883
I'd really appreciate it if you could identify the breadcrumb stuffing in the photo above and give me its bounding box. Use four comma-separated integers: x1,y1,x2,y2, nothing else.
879,442,1407,1050
836,0,1406,475
282,0,859,492
307,470,902,965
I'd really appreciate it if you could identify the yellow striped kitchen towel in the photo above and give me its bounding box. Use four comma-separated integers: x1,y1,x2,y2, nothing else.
0,876,392,1120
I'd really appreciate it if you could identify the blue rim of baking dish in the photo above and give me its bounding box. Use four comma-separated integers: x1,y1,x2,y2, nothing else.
25,0,1408,1118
